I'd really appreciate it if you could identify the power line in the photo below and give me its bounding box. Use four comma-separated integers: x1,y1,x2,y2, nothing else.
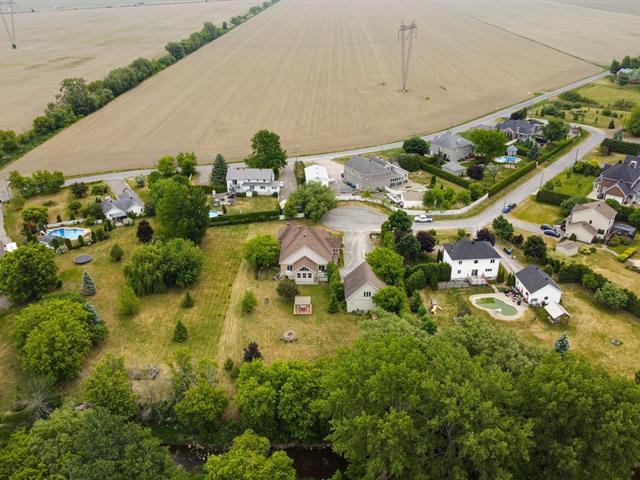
0,0,17,49
398,20,416,93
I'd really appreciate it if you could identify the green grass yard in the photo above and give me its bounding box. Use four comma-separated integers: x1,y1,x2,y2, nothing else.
226,196,279,215
511,196,563,225
578,79,640,107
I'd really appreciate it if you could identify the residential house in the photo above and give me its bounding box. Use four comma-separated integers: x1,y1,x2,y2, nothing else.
226,163,280,196
515,265,562,306
278,224,341,285
593,156,640,205
430,131,475,162
565,201,617,243
555,239,580,257
304,165,330,186
343,261,387,313
101,188,144,221
343,156,408,192
442,161,466,177
496,119,541,142
506,144,518,156
442,237,501,282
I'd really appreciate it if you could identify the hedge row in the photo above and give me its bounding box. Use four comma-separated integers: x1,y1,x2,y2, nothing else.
488,161,536,196
601,138,640,156
535,189,572,206
420,163,471,189
209,209,282,226
557,262,640,318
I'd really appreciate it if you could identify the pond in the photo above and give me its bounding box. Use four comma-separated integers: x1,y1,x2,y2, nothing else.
169,444,347,479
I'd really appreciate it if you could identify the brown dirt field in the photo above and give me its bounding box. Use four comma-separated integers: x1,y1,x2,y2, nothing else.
7,0,601,176
443,0,640,65
0,0,258,131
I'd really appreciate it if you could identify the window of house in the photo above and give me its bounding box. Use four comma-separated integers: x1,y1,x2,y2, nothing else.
457,270,461,274
544,296,548,300
474,260,478,264
287,265,292,271
490,259,495,264
458,261,462,265
364,291,372,298
485,268,492,272
319,265,326,272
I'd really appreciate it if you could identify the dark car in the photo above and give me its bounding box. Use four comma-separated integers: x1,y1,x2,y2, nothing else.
542,229,561,238
503,247,513,255
540,224,553,230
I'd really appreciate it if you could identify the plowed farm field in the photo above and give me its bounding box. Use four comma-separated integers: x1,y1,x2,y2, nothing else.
8,0,612,176
0,0,258,131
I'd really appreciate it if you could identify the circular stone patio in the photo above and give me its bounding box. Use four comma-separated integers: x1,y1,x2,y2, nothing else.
469,292,527,321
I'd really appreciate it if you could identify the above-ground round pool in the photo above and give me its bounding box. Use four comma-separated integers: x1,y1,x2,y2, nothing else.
47,227,89,240
495,156,521,164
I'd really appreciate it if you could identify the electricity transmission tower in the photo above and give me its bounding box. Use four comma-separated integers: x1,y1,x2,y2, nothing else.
398,20,417,93
0,0,17,49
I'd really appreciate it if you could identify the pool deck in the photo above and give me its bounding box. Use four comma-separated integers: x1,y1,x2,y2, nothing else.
469,292,527,321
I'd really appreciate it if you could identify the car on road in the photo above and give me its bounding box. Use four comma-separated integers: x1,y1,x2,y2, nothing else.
502,203,517,214
503,247,513,256
414,215,433,223
542,229,561,238
540,224,553,231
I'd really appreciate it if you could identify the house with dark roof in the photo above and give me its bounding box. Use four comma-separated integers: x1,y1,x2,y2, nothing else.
515,265,562,306
343,156,408,192
430,131,475,162
442,237,501,282
593,155,640,205
101,188,144,221
565,201,617,243
278,224,341,284
226,163,280,196
496,119,541,141
343,261,386,313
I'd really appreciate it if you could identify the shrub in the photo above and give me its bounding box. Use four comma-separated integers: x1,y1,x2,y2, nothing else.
241,290,258,314
110,243,124,262
396,153,423,172
277,278,298,303
595,282,628,309
181,291,194,309
117,285,140,316
224,358,234,371
402,136,430,155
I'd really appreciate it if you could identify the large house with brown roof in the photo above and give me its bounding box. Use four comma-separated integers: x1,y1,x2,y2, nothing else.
593,156,640,205
277,224,341,285
343,261,386,313
565,201,617,243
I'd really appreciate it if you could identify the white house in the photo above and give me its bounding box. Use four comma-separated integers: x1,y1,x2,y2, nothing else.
515,265,562,306
101,188,144,221
565,201,617,243
226,163,280,196
343,261,386,313
304,165,330,186
442,237,501,282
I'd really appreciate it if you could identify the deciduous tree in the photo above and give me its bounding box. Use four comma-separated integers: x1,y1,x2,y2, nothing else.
0,242,58,304
176,151,198,177
82,354,137,416
175,380,228,434
373,285,409,314
155,182,209,244
285,182,336,222
245,129,287,173
366,247,405,285
542,119,569,142
523,235,547,260
243,235,280,274
402,136,429,156
468,129,508,160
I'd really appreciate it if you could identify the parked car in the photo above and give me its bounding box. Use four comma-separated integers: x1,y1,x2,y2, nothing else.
540,224,553,231
503,247,513,255
542,229,561,238
414,215,433,223
502,203,517,214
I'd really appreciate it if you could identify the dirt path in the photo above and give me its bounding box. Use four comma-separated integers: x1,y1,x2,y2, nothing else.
216,260,250,390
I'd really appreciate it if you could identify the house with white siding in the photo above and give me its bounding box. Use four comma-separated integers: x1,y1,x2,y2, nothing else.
226,163,280,196
515,265,562,306
442,237,501,282
343,261,386,313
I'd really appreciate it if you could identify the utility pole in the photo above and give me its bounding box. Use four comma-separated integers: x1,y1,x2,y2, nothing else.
0,0,17,49
398,20,417,93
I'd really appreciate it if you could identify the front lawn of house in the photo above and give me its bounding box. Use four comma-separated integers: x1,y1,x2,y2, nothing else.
511,197,563,225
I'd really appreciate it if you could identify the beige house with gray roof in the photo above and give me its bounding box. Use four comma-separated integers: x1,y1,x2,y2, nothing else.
278,224,341,284
344,261,386,313
565,201,616,243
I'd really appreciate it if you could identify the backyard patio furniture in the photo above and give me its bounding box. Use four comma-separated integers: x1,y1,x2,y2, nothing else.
293,296,312,315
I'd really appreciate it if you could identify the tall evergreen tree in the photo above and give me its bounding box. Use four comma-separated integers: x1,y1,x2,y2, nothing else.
243,342,262,362
327,290,339,313
173,320,188,342
211,153,227,185
81,271,96,296
555,333,570,356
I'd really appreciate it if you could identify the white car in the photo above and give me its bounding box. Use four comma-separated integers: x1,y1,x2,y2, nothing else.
414,215,433,223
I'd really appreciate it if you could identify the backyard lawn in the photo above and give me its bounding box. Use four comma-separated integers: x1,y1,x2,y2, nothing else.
410,171,465,193
547,169,595,197
511,196,563,225
226,195,279,215
582,148,628,166
578,79,640,107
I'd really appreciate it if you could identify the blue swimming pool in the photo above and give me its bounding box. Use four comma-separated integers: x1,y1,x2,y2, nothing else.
495,156,521,164
47,227,88,240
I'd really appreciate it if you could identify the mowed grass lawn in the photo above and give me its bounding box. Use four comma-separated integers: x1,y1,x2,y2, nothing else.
578,79,640,107
512,196,563,225
226,196,279,215
550,171,595,197
583,148,628,166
